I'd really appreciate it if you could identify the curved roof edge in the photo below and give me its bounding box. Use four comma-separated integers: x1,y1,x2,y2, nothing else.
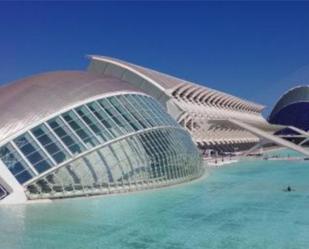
88,55,167,92
87,55,265,112
0,70,142,142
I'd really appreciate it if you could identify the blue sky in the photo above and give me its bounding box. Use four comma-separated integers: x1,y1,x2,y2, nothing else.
1,2,309,115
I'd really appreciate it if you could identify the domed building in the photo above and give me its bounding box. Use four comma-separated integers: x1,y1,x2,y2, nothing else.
269,86,309,131
0,71,203,204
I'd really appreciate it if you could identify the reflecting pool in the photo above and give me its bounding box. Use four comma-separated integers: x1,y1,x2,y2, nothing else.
1,158,309,249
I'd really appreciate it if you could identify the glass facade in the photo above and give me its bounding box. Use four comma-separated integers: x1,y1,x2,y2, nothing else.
0,93,203,200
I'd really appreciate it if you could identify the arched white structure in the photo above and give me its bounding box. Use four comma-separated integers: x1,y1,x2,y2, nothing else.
88,55,267,152
0,71,203,204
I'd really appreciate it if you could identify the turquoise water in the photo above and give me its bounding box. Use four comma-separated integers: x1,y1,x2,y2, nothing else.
1,158,309,249
263,148,305,158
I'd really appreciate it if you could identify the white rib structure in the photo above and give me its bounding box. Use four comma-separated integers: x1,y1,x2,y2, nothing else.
88,55,267,150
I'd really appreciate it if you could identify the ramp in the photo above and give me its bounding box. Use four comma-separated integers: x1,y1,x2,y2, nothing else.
228,119,309,157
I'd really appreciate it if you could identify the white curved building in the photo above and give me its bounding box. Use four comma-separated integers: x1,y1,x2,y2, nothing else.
3,55,305,205
0,71,203,204
88,55,269,153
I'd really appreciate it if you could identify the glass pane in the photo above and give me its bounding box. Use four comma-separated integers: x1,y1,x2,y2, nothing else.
15,170,33,184
75,106,110,142
136,95,163,125
109,96,141,131
98,99,131,133
48,117,85,155
87,102,122,137
14,134,53,173
32,124,70,164
62,111,99,147
118,95,149,128
0,144,34,184
126,95,157,126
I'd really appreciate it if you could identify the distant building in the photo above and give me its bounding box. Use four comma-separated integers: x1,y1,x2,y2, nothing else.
269,86,309,131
